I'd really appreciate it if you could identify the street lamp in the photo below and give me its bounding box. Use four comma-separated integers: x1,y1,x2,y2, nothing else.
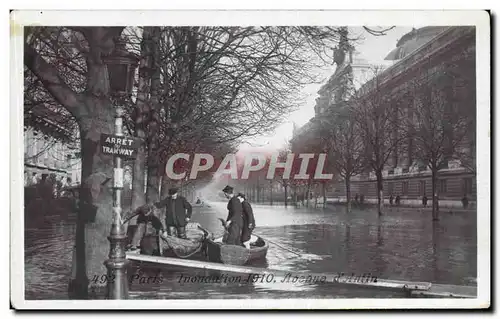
102,35,139,300
102,36,139,98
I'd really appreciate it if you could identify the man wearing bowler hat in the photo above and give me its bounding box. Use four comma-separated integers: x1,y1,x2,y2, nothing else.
152,187,192,239
222,185,244,245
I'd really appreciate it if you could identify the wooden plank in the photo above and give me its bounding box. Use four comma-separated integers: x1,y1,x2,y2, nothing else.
411,284,477,298
126,252,431,292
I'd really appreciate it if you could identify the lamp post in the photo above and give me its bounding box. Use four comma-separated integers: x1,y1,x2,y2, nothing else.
103,106,129,299
102,36,139,300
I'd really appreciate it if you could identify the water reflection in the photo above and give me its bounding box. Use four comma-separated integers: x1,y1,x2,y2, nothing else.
24,202,476,299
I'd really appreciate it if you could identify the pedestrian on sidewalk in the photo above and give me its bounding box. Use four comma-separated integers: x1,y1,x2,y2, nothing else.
389,194,394,206
395,195,401,206
461,194,469,209
422,195,428,208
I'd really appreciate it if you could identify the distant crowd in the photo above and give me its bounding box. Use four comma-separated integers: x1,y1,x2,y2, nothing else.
25,172,75,215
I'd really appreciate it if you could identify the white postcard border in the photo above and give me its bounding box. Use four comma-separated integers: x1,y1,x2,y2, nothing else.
10,9,491,309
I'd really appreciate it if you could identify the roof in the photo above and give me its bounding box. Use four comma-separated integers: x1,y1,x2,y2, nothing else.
386,26,450,60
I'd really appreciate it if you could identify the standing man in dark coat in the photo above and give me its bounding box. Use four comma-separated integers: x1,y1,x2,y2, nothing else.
152,187,192,239
222,185,244,245
237,193,255,248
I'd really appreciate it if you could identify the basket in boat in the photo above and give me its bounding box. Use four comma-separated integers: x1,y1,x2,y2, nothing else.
206,235,268,265
159,222,209,259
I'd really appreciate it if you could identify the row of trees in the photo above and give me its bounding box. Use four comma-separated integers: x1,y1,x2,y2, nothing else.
226,150,332,208
308,47,475,219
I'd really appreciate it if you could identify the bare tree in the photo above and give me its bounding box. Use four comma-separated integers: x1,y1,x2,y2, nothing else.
352,68,407,216
274,148,292,207
409,59,472,221
24,25,354,298
319,106,366,213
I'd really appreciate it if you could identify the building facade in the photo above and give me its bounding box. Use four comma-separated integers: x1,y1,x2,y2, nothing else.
291,26,476,208
24,106,82,187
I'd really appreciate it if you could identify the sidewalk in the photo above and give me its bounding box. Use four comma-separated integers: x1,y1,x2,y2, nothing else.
325,201,477,214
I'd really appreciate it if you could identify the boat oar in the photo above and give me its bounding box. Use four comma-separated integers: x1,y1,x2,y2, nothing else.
121,211,140,225
197,225,211,239
217,217,228,230
121,204,153,225
251,231,303,257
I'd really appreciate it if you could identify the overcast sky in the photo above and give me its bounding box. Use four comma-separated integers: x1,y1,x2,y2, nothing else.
238,26,414,153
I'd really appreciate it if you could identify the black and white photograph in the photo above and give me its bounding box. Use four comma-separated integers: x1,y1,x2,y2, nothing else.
10,10,490,309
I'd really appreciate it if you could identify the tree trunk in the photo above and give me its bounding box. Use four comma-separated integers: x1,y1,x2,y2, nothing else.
145,27,162,205
69,105,114,299
284,185,288,207
322,182,327,208
146,159,160,204
257,183,261,203
345,177,352,213
160,175,171,199
314,186,318,208
130,26,154,222
376,169,384,216
130,147,146,222
269,181,273,206
306,180,311,207
431,168,440,221
25,27,128,299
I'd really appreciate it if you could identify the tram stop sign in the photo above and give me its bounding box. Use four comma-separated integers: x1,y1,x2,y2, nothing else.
100,134,141,159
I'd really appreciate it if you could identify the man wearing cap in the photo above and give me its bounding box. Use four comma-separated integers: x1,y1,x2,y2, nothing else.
222,185,244,245
128,204,165,255
152,187,192,239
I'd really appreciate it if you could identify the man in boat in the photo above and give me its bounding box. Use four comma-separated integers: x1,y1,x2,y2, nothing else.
151,187,192,239
237,192,255,249
128,204,165,255
222,185,244,245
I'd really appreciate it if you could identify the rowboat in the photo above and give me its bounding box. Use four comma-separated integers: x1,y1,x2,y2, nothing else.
206,234,269,265
192,201,211,208
158,222,210,259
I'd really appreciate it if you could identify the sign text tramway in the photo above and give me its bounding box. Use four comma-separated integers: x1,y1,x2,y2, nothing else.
100,134,141,159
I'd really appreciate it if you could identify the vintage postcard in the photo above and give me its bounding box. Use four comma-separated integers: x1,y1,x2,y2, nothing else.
10,10,490,309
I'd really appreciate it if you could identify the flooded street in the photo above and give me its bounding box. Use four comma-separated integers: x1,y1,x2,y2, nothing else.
25,202,477,299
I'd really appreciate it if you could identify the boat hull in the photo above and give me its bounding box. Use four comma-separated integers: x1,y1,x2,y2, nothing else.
206,236,268,265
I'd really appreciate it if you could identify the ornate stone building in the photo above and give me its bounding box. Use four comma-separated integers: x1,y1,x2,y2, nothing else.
291,26,476,208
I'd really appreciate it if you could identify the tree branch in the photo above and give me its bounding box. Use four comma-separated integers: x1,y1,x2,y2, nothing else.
24,43,82,118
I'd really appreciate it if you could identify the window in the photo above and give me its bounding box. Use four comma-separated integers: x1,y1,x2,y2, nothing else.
402,181,409,195
463,178,473,194
439,179,447,194
419,180,426,196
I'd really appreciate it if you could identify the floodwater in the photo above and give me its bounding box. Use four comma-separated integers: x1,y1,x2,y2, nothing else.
24,201,477,299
